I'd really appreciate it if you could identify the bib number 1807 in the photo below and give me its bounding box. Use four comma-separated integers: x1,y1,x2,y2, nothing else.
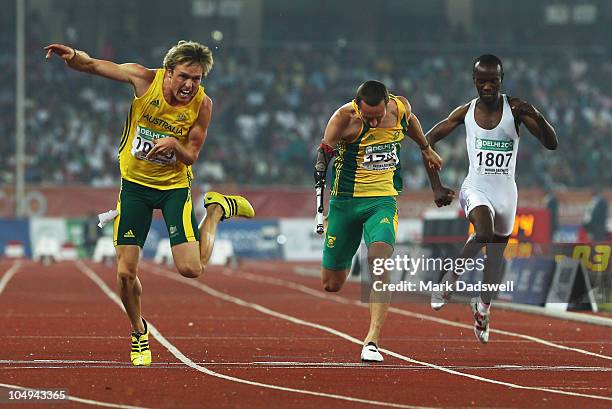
476,151,512,168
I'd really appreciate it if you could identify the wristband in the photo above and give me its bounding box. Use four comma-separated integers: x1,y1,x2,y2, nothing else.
319,143,335,156
69,48,78,61
419,143,430,151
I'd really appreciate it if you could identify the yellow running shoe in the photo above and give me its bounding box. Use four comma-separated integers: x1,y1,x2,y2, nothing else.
130,318,152,366
204,192,255,220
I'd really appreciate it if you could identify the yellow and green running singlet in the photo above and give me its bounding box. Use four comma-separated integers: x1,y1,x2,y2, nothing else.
330,95,408,197
117,69,205,190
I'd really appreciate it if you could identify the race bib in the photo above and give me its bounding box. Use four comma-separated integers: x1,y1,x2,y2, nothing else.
474,137,513,176
362,143,399,171
131,126,176,165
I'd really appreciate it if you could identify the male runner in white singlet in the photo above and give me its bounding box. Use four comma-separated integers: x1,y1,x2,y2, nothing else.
424,55,558,343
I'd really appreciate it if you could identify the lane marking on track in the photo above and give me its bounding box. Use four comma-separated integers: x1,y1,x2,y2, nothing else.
0,313,278,319
226,269,612,361
0,382,149,409
76,261,434,409
2,334,610,344
1,359,610,372
147,265,612,402
0,335,339,340
537,387,610,391
0,261,21,295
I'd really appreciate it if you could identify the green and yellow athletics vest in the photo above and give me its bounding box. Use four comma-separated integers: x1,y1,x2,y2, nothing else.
117,69,205,189
330,95,408,197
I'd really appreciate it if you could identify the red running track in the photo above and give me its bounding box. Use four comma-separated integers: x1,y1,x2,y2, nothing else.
0,259,610,408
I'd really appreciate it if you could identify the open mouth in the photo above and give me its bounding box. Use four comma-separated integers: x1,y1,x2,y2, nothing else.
179,89,191,98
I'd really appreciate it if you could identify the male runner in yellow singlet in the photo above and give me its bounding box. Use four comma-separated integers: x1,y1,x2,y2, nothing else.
314,81,444,361
44,41,254,366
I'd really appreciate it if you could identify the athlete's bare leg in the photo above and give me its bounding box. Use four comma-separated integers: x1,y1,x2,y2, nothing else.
461,205,495,259
198,204,224,266
170,203,225,277
320,242,393,345
432,205,497,310
481,234,510,303
115,245,144,333
462,206,510,304
363,241,393,345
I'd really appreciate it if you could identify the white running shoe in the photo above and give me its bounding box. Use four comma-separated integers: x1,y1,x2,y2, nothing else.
361,342,384,362
430,270,459,311
470,297,490,344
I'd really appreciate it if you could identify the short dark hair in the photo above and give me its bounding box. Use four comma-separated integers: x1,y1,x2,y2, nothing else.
355,80,389,107
473,54,504,79
164,40,214,77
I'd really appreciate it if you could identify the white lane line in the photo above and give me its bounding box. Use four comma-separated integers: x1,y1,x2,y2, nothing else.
537,387,610,391
2,359,610,372
76,261,433,409
0,335,339,340
148,265,612,402
0,382,149,409
227,269,612,361
0,261,21,295
2,334,610,345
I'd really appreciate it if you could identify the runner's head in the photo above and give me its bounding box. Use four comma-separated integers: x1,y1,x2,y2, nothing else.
163,40,213,103
473,54,503,104
355,80,389,128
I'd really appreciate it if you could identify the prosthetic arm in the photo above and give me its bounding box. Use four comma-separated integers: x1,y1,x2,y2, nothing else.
314,142,335,235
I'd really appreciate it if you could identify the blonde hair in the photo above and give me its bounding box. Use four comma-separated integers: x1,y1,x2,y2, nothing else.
163,40,213,77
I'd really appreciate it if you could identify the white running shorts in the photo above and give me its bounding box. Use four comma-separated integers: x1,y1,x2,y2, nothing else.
459,181,517,237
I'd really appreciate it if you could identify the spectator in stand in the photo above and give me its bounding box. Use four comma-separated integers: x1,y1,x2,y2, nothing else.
583,185,609,241
2,24,610,190
543,186,559,241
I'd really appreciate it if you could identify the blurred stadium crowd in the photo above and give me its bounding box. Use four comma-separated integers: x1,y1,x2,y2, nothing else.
1,20,610,191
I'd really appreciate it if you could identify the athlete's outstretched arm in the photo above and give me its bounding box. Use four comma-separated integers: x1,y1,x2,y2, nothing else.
398,96,443,171
147,95,212,166
510,98,558,150
426,103,469,145
422,104,469,207
44,43,154,96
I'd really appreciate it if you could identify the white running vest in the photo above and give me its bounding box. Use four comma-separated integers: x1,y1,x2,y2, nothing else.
464,95,519,190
